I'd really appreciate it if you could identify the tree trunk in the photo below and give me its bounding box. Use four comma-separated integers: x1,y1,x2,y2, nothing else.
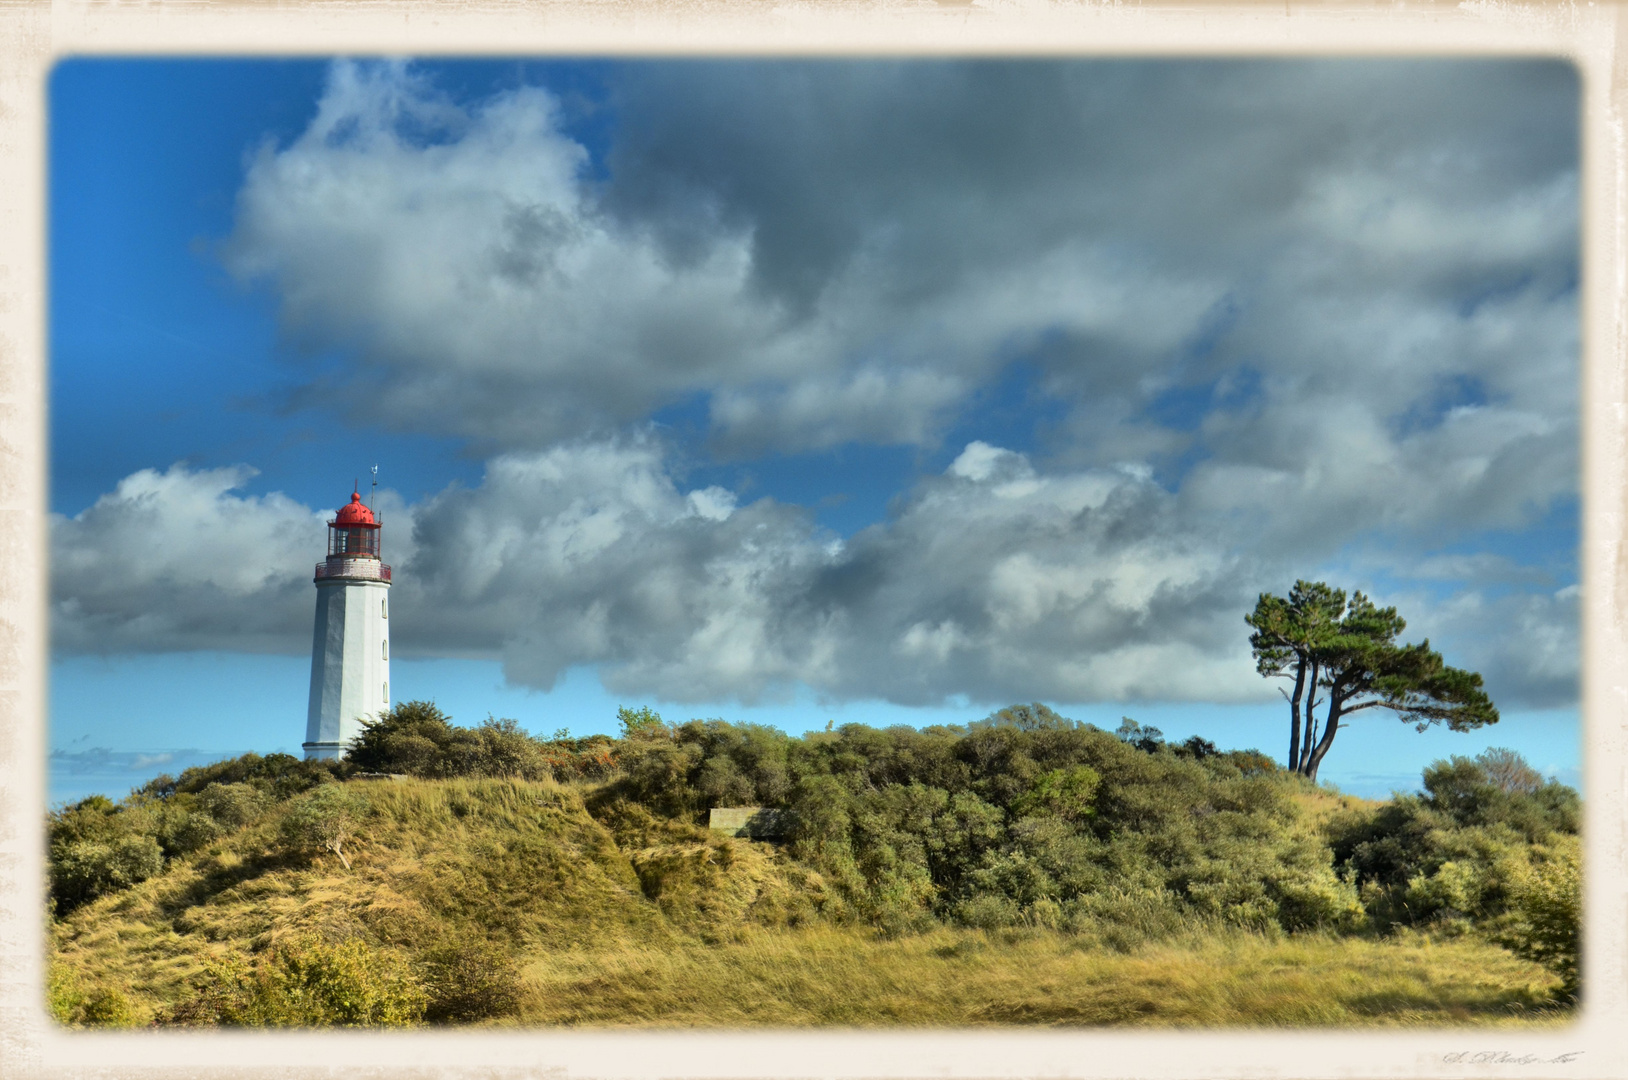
1287,656,1306,772
1297,659,1320,776
1303,695,1344,783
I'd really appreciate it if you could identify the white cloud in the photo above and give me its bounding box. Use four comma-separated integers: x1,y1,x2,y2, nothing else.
52,437,1576,709
60,59,1579,714
50,466,325,654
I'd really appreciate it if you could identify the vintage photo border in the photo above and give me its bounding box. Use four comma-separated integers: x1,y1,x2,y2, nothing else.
0,2,1621,1077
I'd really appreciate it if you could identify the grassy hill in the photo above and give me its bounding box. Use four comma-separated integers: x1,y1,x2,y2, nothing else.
47,705,1579,1028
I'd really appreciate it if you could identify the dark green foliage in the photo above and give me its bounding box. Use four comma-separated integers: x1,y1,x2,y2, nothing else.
48,794,167,914
1011,766,1100,822
977,703,1076,732
1175,736,1220,761
1328,748,1580,974
759,709,1352,936
606,715,799,818
196,782,272,830
1114,718,1165,753
49,704,1579,1005
1421,754,1578,839
140,751,344,802
1248,581,1497,780
50,834,163,915
612,733,706,818
419,939,529,1023
280,785,370,870
347,702,550,780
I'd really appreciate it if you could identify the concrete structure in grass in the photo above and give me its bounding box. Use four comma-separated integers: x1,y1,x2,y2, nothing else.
707,807,789,839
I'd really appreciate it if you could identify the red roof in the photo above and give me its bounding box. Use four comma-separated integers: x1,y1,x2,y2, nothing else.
334,491,378,527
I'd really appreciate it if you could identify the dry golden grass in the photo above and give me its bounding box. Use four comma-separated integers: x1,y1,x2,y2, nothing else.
50,776,1568,1029
517,923,1566,1029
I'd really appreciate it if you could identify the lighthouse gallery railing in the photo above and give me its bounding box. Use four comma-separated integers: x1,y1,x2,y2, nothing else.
314,559,392,582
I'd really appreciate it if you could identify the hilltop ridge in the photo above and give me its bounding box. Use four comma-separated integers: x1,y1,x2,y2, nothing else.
47,703,1578,1027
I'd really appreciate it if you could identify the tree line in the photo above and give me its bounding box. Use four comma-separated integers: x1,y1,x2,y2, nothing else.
49,699,1579,1005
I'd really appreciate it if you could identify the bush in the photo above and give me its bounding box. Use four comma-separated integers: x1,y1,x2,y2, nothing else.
197,782,272,829
347,702,552,781
419,939,529,1023
47,964,138,1028
155,806,222,858
162,938,427,1027
80,987,136,1027
616,737,706,817
1329,749,1580,933
141,752,343,802
1497,837,1580,1002
1422,748,1577,839
50,835,163,914
1011,766,1100,822
280,785,369,870
618,705,669,739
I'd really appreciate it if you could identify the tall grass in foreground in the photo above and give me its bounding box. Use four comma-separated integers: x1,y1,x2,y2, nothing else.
520,923,1565,1028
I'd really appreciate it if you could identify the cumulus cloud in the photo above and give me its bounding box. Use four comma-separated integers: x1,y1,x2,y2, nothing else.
226,61,1575,477
58,58,1578,713
51,466,325,654
49,438,1578,710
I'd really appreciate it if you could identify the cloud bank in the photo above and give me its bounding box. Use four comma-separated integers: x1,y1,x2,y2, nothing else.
51,438,1577,709
53,58,1579,713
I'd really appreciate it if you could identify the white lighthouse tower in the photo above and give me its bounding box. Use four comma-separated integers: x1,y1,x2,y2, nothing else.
303,488,392,760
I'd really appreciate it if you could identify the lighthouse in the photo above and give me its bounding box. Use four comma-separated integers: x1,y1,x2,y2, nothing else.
303,488,392,760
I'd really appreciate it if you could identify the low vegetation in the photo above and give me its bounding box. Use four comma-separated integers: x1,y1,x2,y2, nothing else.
47,702,1580,1028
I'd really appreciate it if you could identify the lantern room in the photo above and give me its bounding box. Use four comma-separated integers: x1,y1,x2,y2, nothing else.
328,491,381,558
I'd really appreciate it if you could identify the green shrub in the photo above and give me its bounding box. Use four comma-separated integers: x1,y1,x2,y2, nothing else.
1422,749,1577,839
1329,749,1579,934
280,785,370,870
162,938,427,1027
50,835,163,914
347,702,552,781
1011,766,1100,822
79,987,136,1027
419,939,529,1023
954,892,1021,930
47,963,138,1027
155,806,222,858
1496,837,1580,1002
141,752,343,802
197,782,272,828
618,705,669,739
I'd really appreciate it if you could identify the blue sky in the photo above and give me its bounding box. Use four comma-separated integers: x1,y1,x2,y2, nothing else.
48,58,1581,805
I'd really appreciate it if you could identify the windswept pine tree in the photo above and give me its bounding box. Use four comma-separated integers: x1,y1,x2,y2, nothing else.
1247,582,1498,781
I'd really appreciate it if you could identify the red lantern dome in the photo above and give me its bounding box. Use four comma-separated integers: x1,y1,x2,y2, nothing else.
334,491,377,527
315,488,389,582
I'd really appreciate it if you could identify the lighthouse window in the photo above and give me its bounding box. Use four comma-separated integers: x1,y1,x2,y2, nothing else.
382,598,388,619
382,640,388,660
383,681,389,702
